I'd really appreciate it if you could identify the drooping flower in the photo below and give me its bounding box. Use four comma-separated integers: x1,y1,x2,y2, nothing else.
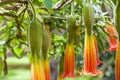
31,55,45,80
60,43,76,78
93,36,103,65
115,40,120,80
43,58,51,80
106,24,118,52
83,32,102,76
42,25,51,80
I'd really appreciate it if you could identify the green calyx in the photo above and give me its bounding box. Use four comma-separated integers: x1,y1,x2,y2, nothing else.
28,19,43,58
115,4,120,40
66,15,80,45
83,3,94,35
67,15,76,44
42,26,51,60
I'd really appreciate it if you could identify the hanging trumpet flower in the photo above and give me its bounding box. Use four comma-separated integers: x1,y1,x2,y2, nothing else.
93,36,103,65
83,32,102,76
42,25,51,80
115,2,120,80
28,0,46,80
106,24,118,52
61,43,76,78
60,14,79,78
82,3,102,76
28,18,45,80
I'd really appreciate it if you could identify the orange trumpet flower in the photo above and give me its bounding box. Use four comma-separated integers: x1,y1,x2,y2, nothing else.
61,43,76,78
106,24,118,52
31,55,45,80
43,58,51,80
115,40,120,80
94,36,103,65
83,32,102,76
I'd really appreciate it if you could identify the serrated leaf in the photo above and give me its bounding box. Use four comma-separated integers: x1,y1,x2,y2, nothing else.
44,0,53,13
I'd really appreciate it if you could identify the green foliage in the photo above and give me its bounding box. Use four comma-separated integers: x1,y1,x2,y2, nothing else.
0,0,117,79
44,0,53,13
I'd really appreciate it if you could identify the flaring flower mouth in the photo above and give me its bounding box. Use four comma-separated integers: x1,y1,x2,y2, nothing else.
106,24,118,52
31,55,45,80
82,32,102,76
115,40,120,80
60,43,77,78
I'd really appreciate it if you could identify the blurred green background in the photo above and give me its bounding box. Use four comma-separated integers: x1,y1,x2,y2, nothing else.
0,0,117,80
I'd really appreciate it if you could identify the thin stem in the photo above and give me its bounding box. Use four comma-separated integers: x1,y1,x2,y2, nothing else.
28,0,36,20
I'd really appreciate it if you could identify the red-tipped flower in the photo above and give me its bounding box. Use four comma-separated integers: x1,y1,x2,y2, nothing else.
94,36,103,65
115,40,120,80
31,55,45,80
43,59,51,80
83,32,102,76
106,24,118,52
61,43,76,78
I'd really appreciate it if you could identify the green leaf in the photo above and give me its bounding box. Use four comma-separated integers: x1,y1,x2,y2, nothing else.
16,5,26,16
12,45,26,59
43,0,53,13
14,45,23,55
75,0,83,7
32,0,42,5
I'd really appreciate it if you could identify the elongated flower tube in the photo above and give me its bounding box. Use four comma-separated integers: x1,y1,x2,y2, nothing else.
116,40,120,80
83,32,102,76
106,24,118,52
94,36,103,65
42,58,51,80
42,25,51,80
60,43,76,78
31,55,45,80
115,2,120,80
